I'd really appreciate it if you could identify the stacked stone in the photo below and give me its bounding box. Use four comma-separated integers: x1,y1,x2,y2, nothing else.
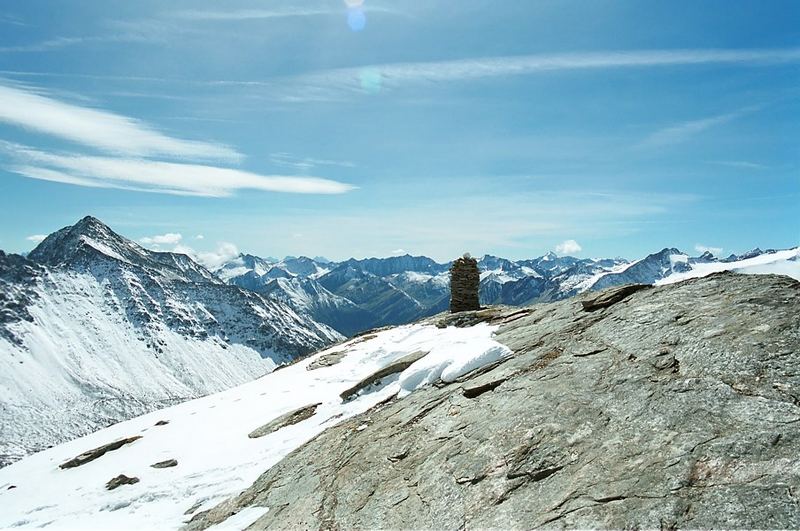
450,254,480,313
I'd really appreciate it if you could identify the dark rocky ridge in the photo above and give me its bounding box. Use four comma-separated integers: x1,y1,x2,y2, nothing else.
186,272,800,530
0,251,41,345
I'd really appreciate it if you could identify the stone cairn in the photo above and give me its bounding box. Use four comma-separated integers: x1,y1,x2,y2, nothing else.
450,253,480,313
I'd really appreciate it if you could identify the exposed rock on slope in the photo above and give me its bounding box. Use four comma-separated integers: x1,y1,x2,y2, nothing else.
188,272,800,530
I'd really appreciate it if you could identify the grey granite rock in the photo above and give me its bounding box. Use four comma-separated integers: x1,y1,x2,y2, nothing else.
59,436,142,469
151,459,178,469
247,403,322,439
186,272,800,530
105,474,139,490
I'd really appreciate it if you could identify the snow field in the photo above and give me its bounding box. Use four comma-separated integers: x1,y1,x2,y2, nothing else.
656,248,800,285
0,322,511,530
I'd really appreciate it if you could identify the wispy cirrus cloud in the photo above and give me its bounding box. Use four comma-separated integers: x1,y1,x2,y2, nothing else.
6,47,799,90
0,13,27,27
286,47,800,96
269,152,355,172
0,83,240,158
0,37,87,53
1,143,355,197
4,47,798,104
639,106,759,148
0,83,242,161
166,5,401,21
707,160,769,170
0,29,163,53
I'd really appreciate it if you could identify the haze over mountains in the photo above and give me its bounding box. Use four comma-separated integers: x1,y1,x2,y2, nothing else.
1,216,797,467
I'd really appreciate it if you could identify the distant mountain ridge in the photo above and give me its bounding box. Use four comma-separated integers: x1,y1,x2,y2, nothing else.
217,245,797,338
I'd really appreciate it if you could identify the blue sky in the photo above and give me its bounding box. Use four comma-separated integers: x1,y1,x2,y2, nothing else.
0,0,797,263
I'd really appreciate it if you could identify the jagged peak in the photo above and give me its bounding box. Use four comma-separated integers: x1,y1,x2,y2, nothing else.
73,215,108,231
29,216,143,266
653,247,685,257
26,215,217,284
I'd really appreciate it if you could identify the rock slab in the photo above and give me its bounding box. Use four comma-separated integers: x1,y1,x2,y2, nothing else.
248,403,322,439
186,273,800,530
105,474,139,490
59,436,142,469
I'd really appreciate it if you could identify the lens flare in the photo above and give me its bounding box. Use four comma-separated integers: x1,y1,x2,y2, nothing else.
347,8,366,31
359,68,382,94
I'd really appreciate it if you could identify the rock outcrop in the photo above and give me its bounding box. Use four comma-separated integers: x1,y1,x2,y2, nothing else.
186,272,800,530
248,404,322,439
450,255,480,313
105,474,139,490
59,436,142,469
151,459,178,469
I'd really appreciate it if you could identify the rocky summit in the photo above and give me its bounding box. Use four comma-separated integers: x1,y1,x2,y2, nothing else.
187,272,800,530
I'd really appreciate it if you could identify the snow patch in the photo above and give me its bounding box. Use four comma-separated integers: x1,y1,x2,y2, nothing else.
207,507,269,531
80,236,130,264
669,254,689,268
397,324,512,397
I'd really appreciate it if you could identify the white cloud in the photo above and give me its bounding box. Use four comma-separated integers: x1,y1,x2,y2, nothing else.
708,160,768,170
555,239,582,255
640,107,758,148
7,47,799,102
269,152,355,173
168,8,339,20
0,83,241,161
390,248,407,255
0,37,86,53
288,48,800,97
166,5,400,20
2,143,355,197
26,234,46,244
194,234,205,240
139,233,183,246
0,13,26,27
695,244,723,256
174,242,239,269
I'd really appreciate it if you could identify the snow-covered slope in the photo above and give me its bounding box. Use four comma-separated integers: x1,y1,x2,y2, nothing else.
0,217,342,467
0,323,510,530
657,247,800,285
588,248,690,291
258,276,375,337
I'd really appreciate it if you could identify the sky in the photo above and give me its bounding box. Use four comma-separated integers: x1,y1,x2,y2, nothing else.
0,0,797,263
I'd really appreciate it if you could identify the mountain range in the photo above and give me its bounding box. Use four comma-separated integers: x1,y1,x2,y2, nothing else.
215,245,796,337
1,215,796,467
